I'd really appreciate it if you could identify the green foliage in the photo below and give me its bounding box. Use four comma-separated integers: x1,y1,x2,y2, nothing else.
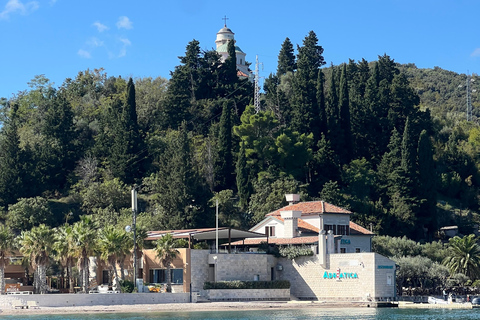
119,279,134,293
203,280,290,290
278,245,313,260
7,197,53,232
442,234,480,279
372,235,422,258
80,178,129,214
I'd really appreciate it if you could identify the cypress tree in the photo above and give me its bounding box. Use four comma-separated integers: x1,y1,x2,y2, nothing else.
417,130,436,240
277,37,296,77
338,64,351,164
236,141,250,211
290,31,325,141
0,104,24,206
316,69,327,136
216,100,234,191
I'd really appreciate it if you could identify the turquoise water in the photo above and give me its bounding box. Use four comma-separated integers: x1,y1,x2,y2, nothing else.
0,308,479,320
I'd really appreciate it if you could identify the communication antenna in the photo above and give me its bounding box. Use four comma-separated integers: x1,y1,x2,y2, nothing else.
254,55,263,113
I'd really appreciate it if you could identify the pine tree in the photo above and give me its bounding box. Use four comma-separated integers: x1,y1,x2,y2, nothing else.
277,37,296,77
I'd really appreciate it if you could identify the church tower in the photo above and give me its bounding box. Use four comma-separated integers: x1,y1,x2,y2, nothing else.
215,19,252,80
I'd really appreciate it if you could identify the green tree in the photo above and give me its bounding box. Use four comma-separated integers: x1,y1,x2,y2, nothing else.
145,122,211,229
53,224,76,293
72,216,97,293
7,197,53,232
338,64,352,164
417,130,437,239
18,224,54,294
290,31,324,141
443,234,480,279
154,233,179,293
216,100,234,191
277,37,296,76
0,225,15,294
0,103,28,206
98,225,131,287
236,141,251,211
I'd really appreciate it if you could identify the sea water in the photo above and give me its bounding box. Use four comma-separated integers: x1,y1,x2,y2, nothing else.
0,308,479,320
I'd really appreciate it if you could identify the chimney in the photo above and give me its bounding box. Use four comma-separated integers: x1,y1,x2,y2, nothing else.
280,210,301,238
285,194,300,205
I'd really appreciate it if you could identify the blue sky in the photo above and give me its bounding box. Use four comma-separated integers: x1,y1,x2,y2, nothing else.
1,0,480,99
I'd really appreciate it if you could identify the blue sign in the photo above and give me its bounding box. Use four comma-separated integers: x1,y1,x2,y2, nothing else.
340,239,351,245
378,265,393,269
323,268,358,279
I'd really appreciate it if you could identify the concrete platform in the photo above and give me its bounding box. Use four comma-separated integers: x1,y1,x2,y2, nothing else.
398,301,473,309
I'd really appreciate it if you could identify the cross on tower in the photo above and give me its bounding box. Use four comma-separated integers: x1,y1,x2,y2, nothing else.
222,15,229,27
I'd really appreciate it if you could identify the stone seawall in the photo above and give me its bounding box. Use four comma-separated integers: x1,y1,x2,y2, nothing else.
205,289,290,301
0,293,190,308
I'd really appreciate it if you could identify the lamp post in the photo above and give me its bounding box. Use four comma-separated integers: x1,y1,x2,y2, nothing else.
126,187,138,291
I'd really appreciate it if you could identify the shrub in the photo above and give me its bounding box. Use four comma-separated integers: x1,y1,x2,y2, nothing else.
119,280,134,293
279,245,313,260
203,280,290,290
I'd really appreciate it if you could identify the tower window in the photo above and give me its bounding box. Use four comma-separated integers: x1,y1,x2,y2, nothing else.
240,59,243,64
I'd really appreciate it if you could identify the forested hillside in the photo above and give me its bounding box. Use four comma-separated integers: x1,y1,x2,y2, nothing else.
1,31,479,242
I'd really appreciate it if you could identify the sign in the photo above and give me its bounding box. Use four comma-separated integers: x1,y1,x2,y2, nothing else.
378,265,394,269
323,268,358,279
340,239,351,245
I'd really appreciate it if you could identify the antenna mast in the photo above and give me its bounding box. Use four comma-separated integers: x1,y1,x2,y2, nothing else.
254,55,263,113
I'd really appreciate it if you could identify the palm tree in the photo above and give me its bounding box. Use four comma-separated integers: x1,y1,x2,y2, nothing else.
443,234,480,279
53,224,76,293
98,226,131,288
0,225,16,294
18,224,54,294
72,216,97,293
154,233,179,293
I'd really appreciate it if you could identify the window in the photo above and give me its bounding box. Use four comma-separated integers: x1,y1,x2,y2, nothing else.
265,226,275,237
324,224,336,235
340,248,346,253
149,269,183,284
355,248,361,253
337,225,350,235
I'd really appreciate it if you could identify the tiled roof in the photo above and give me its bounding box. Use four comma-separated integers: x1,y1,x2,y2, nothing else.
350,222,374,235
267,201,351,218
237,70,249,77
230,236,321,246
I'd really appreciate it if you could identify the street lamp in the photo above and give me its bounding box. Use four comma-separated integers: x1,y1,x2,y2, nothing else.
126,187,138,291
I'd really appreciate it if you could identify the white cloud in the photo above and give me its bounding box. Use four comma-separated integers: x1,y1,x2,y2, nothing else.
49,0,57,5
471,48,480,57
77,49,91,59
0,0,39,20
118,37,131,57
87,37,104,47
116,16,132,29
93,21,109,32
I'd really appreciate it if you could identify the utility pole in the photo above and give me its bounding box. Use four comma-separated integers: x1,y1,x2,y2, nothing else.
131,187,138,291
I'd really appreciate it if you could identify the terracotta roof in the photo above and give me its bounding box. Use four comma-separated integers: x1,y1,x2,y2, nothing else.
350,222,374,235
229,236,321,246
237,70,249,77
274,216,319,233
267,201,351,218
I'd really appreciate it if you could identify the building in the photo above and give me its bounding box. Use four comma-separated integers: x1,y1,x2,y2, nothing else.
135,195,396,302
215,23,252,80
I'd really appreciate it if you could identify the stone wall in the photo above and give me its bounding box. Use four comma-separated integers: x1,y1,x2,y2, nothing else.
205,289,290,301
277,252,395,301
0,293,190,308
190,250,210,292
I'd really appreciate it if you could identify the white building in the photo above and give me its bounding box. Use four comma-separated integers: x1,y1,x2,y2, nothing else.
215,23,252,80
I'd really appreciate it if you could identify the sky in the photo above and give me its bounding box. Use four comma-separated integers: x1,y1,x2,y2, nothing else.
1,0,480,99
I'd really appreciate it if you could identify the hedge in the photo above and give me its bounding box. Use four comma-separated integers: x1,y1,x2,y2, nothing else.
203,280,290,290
